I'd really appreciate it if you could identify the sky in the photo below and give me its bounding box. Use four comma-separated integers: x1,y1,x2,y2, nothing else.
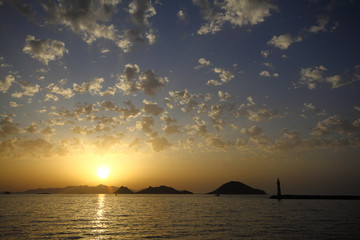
1,0,360,195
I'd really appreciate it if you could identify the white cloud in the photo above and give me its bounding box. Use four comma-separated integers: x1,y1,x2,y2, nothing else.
307,14,329,33
194,58,211,70
136,115,157,137
261,50,270,58
0,75,15,93
177,10,188,22
194,0,277,35
23,35,68,65
260,70,278,77
73,78,104,95
207,67,234,86
11,82,40,98
267,34,302,50
218,91,231,102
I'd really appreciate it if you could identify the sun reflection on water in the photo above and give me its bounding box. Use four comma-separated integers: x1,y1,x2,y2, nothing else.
92,194,107,237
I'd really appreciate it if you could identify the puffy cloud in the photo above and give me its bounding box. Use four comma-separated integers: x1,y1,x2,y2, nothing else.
23,35,68,65
247,106,279,122
119,101,141,121
161,114,181,135
73,77,104,95
241,125,268,145
218,91,231,102
10,101,22,108
206,135,232,151
307,14,329,33
261,50,270,58
267,34,302,50
186,116,208,137
0,117,21,137
207,67,234,86
208,104,226,119
139,70,168,96
117,64,168,96
25,122,39,134
146,136,172,152
194,0,277,35
177,10,188,22
129,0,156,28
311,115,360,137
168,89,200,112
260,70,279,77
142,100,163,116
194,57,211,70
11,82,40,98
296,65,360,89
46,81,74,99
0,75,15,93
235,137,248,149
136,115,157,137
273,129,302,150
99,101,119,112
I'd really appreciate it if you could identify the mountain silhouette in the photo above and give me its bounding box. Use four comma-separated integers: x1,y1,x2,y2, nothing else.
20,184,118,194
136,185,193,194
114,186,134,194
208,181,266,195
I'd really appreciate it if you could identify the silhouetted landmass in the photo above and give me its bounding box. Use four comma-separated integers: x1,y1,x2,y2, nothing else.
208,181,266,195
20,184,118,194
114,186,134,194
269,194,360,200
136,185,193,194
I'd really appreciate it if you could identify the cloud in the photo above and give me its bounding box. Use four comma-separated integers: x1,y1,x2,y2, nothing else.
247,106,279,122
194,0,277,35
23,35,68,65
0,75,15,93
259,70,278,77
73,77,104,95
241,125,268,145
11,82,40,98
117,64,168,96
207,67,234,86
307,14,329,33
10,101,22,108
311,115,360,137
296,65,360,89
0,117,21,137
177,10,188,22
267,34,303,50
120,101,141,121
146,136,172,152
129,0,156,28
261,50,270,58
273,129,302,150
139,70,168,96
25,122,39,134
168,89,200,112
46,81,74,99
194,57,211,70
218,90,231,102
142,100,163,116
136,115,157,137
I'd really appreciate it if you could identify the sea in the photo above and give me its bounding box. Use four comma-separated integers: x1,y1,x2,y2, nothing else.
1,194,359,239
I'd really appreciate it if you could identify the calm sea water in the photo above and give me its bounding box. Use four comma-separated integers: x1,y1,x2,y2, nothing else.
1,194,359,239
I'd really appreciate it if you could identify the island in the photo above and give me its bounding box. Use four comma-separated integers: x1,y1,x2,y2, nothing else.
135,185,193,194
114,186,134,194
208,181,266,195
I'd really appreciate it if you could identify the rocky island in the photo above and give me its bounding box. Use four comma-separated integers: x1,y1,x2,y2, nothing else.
208,181,266,195
135,185,193,194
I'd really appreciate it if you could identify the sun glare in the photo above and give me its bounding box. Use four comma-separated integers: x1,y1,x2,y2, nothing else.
97,166,110,179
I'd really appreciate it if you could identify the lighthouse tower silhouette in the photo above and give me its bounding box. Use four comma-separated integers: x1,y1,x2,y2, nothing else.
277,178,282,200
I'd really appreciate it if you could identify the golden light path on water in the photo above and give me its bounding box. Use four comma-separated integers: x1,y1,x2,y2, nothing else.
93,194,106,236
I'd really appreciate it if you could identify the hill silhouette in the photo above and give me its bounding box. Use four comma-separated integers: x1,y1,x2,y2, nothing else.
136,185,193,194
114,186,134,194
20,185,118,194
208,181,266,195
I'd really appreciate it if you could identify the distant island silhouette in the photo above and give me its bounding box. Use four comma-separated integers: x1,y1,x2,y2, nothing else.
208,181,266,195
16,184,193,194
135,185,192,194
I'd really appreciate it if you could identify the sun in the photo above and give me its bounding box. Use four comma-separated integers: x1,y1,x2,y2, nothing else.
97,166,110,179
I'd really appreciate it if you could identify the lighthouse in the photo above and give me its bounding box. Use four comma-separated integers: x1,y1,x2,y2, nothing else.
277,178,282,200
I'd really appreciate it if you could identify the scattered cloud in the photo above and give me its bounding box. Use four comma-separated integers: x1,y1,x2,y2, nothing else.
267,34,303,50
0,75,15,93
193,0,277,35
23,35,68,65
